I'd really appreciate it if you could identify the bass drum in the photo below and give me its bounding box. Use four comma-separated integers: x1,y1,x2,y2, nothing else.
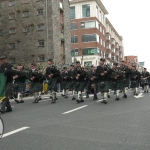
0,116,4,139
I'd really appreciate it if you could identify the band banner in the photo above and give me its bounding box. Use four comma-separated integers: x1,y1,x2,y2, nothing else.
0,73,7,102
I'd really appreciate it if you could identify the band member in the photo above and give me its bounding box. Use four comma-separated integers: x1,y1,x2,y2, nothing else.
111,63,123,101
0,55,14,113
45,59,60,103
89,66,98,100
61,67,69,98
95,58,112,104
130,65,141,95
141,68,149,93
68,64,76,99
84,67,90,98
74,61,86,103
120,61,131,98
13,64,26,103
29,63,43,103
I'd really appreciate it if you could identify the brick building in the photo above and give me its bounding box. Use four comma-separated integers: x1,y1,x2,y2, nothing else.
0,0,71,67
124,55,138,68
69,0,124,67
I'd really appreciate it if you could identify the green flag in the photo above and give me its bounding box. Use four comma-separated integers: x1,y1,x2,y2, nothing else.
0,73,7,102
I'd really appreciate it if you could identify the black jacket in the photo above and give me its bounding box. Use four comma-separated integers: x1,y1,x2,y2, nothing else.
14,70,27,83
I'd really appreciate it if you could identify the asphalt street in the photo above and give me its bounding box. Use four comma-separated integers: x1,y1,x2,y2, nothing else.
0,89,150,150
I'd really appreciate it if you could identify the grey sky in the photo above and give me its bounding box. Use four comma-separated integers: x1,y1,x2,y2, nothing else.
101,0,150,70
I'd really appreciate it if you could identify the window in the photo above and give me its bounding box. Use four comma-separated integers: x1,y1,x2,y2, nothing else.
99,25,102,32
70,23,77,30
0,3,2,8
96,6,99,18
37,9,43,15
106,44,111,49
101,14,104,24
23,26,29,32
38,40,44,47
106,34,110,40
38,24,44,30
9,28,16,34
9,43,15,49
71,49,78,56
103,29,105,35
70,6,75,19
9,58,16,63
22,0,29,3
112,39,115,45
82,48,100,55
0,30,2,36
71,36,78,43
81,21,96,29
38,55,45,61
84,61,92,67
82,4,90,18
9,13,15,19
9,1,15,6
23,11,29,17
82,34,97,42
0,15,2,21
103,41,105,47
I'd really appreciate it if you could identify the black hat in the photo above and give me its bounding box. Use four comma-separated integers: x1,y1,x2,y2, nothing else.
113,63,118,66
76,60,80,64
144,67,147,69
91,65,94,68
70,64,74,67
48,59,53,62
63,67,67,69
17,64,22,66
100,58,105,62
31,63,36,66
0,55,7,60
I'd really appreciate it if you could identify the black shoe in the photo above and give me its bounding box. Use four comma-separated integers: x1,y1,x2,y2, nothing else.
61,94,65,97
80,100,84,102
119,90,122,93
101,100,107,104
64,95,68,98
115,97,119,101
144,91,146,93
86,95,89,98
147,91,149,93
76,99,80,103
33,99,37,103
5,109,12,112
135,93,138,96
15,100,20,103
19,100,24,103
107,95,110,98
72,97,76,100
122,94,127,98
0,109,5,114
38,97,42,101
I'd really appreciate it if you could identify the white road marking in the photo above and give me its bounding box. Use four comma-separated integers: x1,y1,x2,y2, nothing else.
134,93,144,99
62,105,88,114
3,127,29,138
97,99,104,102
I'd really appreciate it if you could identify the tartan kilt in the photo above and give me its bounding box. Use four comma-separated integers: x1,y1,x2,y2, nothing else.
13,82,25,93
30,82,42,93
111,80,123,90
69,81,76,90
122,78,130,88
48,78,57,90
130,80,139,88
74,81,85,92
61,81,69,89
97,81,109,92
107,80,112,89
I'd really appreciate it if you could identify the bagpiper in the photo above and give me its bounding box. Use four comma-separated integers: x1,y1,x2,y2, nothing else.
95,58,112,104
130,65,141,96
28,63,43,103
141,67,150,93
45,59,60,103
84,67,90,98
74,61,86,103
13,64,26,103
120,61,131,98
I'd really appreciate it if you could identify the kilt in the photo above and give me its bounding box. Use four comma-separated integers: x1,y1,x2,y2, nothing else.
30,82,42,93
74,81,85,92
97,80,109,92
69,81,76,91
61,81,69,89
107,80,112,89
48,78,57,90
122,78,130,88
13,82,25,93
111,80,123,90
130,80,139,88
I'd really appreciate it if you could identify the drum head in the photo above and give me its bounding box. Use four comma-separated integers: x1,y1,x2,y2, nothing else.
0,117,4,139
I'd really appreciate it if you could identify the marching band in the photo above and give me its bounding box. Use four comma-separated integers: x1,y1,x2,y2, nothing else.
0,55,150,114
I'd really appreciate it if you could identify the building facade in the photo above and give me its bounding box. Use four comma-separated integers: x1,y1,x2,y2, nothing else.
105,18,124,66
69,0,124,67
0,0,71,67
124,55,138,67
